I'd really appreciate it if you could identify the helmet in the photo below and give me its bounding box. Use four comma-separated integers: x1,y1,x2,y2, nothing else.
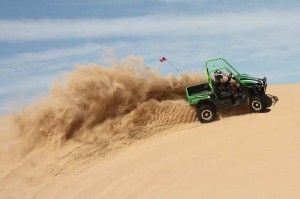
214,70,223,79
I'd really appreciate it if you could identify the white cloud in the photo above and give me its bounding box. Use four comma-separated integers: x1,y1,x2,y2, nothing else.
0,10,299,41
13,43,104,62
0,43,105,74
1,9,299,75
1,30,300,77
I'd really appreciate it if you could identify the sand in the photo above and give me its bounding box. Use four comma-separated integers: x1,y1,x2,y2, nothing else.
0,61,299,199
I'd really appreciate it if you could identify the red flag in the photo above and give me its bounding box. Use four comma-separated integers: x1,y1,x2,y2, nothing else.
160,57,166,62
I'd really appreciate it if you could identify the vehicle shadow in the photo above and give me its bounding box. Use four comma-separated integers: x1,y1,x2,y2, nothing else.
216,94,279,120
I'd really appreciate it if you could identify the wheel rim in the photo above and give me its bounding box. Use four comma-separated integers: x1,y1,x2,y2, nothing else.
252,100,262,111
201,110,213,120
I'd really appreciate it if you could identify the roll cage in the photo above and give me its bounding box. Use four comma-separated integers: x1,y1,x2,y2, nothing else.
205,58,241,86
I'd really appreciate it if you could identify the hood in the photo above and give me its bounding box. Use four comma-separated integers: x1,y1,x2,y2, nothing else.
236,74,267,86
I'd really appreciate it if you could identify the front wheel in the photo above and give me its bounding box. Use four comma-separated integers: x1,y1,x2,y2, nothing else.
249,96,266,113
196,105,217,123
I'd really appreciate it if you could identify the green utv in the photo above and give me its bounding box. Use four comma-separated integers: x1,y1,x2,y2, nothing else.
185,58,273,123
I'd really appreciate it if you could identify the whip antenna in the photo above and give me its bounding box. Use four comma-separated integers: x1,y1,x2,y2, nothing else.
160,57,189,85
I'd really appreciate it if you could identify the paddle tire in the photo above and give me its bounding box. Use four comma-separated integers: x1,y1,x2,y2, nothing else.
249,96,266,113
196,104,216,123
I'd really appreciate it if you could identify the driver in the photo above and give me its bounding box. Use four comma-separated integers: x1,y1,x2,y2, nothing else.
215,70,237,89
214,70,224,83
214,70,236,104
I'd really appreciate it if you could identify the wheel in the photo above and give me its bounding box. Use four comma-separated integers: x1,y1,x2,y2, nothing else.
249,96,266,113
196,104,217,123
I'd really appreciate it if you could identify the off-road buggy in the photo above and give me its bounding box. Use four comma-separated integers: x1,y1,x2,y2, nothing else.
185,58,274,123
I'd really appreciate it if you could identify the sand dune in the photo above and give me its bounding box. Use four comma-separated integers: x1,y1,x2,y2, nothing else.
0,59,299,198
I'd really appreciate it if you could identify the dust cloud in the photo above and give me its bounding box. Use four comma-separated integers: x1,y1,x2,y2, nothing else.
0,56,204,156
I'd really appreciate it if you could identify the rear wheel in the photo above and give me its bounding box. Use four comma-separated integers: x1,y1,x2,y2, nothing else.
196,105,216,123
249,96,266,112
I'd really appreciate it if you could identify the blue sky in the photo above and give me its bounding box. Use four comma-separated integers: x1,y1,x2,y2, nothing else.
0,0,300,114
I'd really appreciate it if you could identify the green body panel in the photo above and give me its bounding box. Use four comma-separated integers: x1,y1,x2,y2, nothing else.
185,88,213,105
